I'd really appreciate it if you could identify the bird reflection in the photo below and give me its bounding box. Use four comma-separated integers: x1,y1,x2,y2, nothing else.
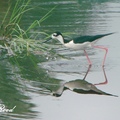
83,65,108,85
94,66,108,85
83,65,91,80
52,66,117,97
52,79,117,97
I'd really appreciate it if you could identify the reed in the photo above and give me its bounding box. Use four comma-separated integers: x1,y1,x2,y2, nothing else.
0,0,55,56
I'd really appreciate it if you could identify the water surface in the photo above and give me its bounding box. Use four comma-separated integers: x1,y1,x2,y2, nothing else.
0,0,120,120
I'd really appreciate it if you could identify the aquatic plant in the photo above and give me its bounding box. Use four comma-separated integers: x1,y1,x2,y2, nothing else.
0,0,55,57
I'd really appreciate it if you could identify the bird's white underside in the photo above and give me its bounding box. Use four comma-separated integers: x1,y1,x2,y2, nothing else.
64,40,98,50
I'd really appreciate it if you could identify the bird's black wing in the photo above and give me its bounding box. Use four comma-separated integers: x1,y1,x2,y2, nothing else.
64,39,71,43
73,33,114,44
73,88,118,97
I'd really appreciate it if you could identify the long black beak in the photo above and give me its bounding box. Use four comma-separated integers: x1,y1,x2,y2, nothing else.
42,39,52,43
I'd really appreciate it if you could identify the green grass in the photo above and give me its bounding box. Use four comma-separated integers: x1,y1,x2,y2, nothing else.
0,0,56,57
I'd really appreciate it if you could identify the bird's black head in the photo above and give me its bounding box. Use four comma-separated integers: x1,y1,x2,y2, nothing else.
52,31,62,37
43,32,63,43
51,31,64,44
51,32,63,40
52,92,62,97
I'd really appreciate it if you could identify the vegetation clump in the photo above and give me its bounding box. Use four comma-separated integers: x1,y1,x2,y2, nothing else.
0,0,55,57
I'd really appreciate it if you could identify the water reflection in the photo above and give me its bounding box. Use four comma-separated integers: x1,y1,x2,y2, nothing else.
50,66,117,97
0,54,118,119
52,79,117,97
94,66,108,85
0,0,120,120
83,64,91,79
38,65,117,97
0,58,38,119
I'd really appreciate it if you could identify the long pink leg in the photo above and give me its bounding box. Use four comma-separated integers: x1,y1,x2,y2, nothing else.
93,45,108,66
94,66,108,85
84,50,92,66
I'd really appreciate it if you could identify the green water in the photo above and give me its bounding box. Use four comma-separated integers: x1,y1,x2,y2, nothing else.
0,0,120,120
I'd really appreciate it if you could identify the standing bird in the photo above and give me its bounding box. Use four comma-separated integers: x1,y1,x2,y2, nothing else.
47,32,114,66
52,79,118,97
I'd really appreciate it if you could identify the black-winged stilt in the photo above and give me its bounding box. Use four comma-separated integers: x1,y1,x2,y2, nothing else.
46,32,114,66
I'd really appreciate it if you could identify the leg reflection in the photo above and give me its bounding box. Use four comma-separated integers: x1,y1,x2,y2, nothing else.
94,66,108,85
83,65,91,80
